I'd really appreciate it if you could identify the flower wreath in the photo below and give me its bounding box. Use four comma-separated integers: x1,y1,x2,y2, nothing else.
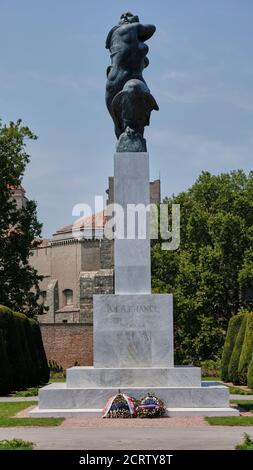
136,393,166,418
102,392,136,419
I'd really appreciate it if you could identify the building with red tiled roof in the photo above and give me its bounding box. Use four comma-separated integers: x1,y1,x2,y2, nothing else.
29,177,160,325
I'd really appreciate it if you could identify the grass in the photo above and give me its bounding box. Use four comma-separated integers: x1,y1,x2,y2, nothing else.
12,378,66,396
14,387,39,397
49,377,66,383
49,370,66,381
235,433,253,450
206,416,253,426
230,400,253,413
206,400,253,425
0,401,64,427
229,386,253,395
202,377,221,381
0,438,33,450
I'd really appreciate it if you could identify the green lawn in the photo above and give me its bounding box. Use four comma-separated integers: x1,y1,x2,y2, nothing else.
230,400,253,413
12,379,66,396
0,402,64,427
206,416,253,426
229,386,253,396
202,377,221,381
206,400,253,425
0,438,33,450
49,378,66,383
14,387,39,397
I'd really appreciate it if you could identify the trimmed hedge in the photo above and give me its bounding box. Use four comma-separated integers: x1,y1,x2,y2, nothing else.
221,313,245,382
228,314,247,384
29,319,49,384
0,305,49,395
222,311,253,386
238,312,253,384
247,354,253,388
0,330,12,394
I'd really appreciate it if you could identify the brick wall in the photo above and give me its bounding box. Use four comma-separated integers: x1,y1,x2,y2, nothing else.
40,323,93,369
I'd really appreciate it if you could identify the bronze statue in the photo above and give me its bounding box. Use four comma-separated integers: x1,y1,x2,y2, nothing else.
105,12,159,151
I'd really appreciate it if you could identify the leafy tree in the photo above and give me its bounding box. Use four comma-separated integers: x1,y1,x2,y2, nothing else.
0,119,43,317
152,170,253,364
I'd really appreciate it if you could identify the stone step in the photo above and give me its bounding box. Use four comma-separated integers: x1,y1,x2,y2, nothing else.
30,406,239,418
66,366,201,388
37,381,230,410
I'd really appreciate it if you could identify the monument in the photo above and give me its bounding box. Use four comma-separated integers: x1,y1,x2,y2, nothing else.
31,13,238,417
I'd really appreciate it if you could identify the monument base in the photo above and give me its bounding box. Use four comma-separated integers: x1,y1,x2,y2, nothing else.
30,379,238,417
30,407,239,418
31,293,238,417
66,365,201,388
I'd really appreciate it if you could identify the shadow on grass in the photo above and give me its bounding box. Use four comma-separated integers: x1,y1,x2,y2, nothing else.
0,402,63,427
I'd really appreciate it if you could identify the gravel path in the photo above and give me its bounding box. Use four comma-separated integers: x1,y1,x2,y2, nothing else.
60,416,206,428
0,426,252,450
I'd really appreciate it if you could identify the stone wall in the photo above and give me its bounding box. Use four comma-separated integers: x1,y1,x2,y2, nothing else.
107,177,161,206
40,279,59,324
79,269,114,323
40,323,93,369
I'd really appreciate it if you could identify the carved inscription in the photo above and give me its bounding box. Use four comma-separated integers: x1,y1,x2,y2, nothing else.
106,304,159,314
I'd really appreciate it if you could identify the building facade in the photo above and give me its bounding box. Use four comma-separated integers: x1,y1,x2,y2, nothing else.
29,178,161,325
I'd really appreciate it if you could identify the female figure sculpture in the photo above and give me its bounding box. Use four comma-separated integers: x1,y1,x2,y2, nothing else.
105,12,159,151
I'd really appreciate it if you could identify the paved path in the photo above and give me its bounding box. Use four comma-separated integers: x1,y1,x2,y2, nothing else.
0,396,38,402
230,395,253,400
0,425,252,450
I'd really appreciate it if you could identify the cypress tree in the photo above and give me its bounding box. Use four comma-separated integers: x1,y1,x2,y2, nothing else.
228,314,247,384
238,312,253,384
221,313,245,382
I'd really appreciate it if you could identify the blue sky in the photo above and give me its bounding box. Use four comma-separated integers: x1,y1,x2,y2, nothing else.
1,0,252,237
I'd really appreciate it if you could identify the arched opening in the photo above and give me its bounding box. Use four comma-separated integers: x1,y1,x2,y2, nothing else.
63,289,73,306
40,290,47,304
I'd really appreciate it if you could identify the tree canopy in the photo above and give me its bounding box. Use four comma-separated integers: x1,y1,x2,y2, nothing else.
0,119,43,318
152,170,253,364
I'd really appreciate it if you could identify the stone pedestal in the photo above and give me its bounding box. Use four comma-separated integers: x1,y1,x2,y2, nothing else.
94,294,173,368
114,153,151,294
32,151,238,417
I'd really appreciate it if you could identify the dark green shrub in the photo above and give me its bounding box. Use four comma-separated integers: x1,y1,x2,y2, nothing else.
30,321,49,384
221,313,245,382
247,354,253,388
14,313,39,386
0,330,12,395
228,315,247,384
0,305,26,390
13,312,38,388
201,359,221,377
238,312,253,384
0,304,49,393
